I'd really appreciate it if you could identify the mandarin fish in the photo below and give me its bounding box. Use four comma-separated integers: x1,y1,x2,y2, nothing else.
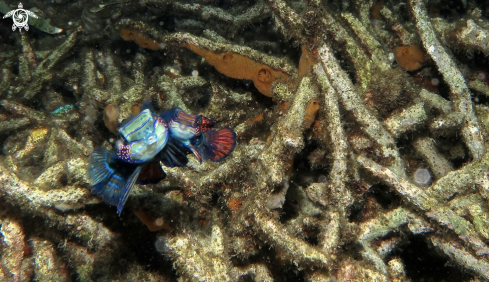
87,101,236,215
159,107,236,163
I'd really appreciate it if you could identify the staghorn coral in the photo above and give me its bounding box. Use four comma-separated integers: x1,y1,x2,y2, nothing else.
1,0,489,281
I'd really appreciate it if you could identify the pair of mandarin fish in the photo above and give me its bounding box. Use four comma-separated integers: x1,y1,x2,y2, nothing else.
87,101,236,215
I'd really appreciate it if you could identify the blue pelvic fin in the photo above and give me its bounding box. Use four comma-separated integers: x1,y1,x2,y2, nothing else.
87,149,116,187
188,144,203,163
87,149,142,215
116,165,142,215
137,160,167,185
191,128,237,162
159,139,190,167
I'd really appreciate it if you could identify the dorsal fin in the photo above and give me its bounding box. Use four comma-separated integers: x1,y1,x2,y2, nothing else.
158,107,182,123
140,100,155,113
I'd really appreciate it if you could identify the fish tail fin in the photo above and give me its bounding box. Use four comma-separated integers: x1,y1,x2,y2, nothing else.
191,128,236,162
87,149,142,215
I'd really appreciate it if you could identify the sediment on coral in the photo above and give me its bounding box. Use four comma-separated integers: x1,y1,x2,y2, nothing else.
1,0,489,280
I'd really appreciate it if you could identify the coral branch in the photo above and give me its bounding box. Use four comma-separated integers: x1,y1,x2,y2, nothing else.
2,0,489,279
318,43,405,177
167,221,233,281
430,235,489,280
419,89,451,114
0,218,25,282
312,64,351,208
410,0,485,159
24,27,82,99
357,155,489,256
383,102,427,138
251,207,331,269
413,137,453,179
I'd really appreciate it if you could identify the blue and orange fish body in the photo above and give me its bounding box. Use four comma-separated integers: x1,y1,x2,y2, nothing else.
160,108,235,163
87,101,236,215
116,107,169,164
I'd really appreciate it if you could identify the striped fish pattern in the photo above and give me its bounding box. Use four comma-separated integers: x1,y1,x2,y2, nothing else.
87,101,237,215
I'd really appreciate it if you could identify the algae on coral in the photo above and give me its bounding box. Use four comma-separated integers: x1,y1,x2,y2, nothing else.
1,0,489,281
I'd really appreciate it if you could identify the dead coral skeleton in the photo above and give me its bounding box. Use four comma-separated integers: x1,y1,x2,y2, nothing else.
1,0,489,281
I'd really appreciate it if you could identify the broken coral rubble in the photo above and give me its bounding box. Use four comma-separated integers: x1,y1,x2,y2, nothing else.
0,0,489,281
